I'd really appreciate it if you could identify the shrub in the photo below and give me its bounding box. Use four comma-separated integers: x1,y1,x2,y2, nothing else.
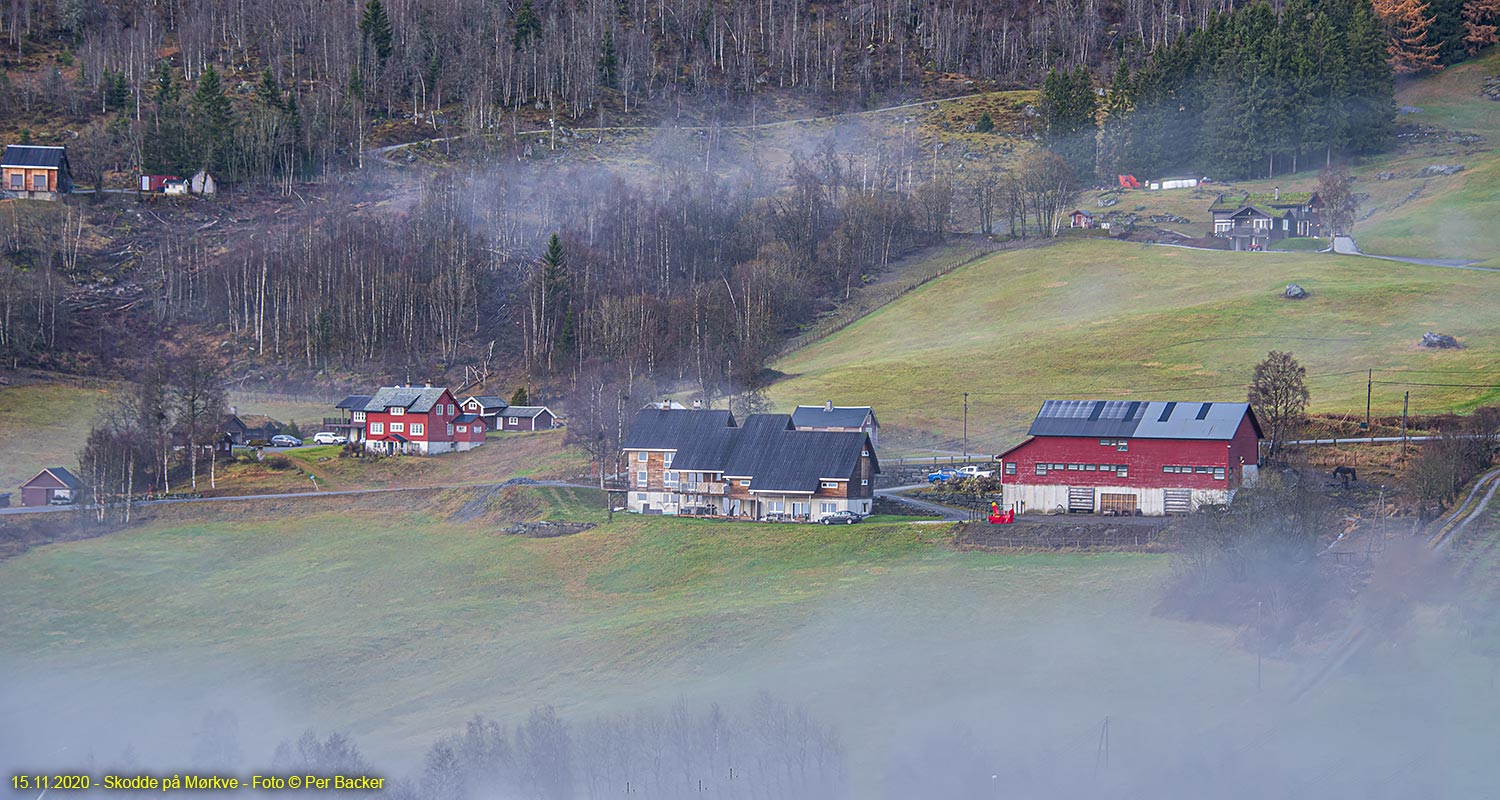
264,455,294,471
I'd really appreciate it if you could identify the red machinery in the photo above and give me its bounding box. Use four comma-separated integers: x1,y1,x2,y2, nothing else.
1117,174,1140,189
987,501,1015,525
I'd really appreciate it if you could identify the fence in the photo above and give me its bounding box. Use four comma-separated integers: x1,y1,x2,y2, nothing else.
954,520,1173,551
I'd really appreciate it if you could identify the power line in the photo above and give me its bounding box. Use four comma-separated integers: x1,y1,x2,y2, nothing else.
1373,380,1500,389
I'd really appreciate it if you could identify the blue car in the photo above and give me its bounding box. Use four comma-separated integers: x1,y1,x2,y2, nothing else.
927,468,961,483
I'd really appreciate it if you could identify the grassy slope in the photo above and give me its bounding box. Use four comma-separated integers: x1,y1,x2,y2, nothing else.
768,238,1500,452
0,380,113,492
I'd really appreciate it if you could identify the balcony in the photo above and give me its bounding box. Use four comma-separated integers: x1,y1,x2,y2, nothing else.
680,481,727,495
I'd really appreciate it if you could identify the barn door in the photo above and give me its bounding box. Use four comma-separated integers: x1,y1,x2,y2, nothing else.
1068,487,1095,513
1164,489,1192,515
1100,493,1137,515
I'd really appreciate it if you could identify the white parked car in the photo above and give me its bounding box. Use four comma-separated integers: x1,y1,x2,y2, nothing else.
956,465,995,478
313,431,348,445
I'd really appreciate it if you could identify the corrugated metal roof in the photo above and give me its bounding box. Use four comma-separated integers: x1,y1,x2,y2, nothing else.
335,394,372,410
1028,400,1256,441
2,145,67,168
623,408,736,450
791,405,874,430
505,406,553,418
464,395,509,411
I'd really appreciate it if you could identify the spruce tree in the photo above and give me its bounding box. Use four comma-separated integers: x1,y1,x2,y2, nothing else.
360,0,394,65
192,65,235,173
511,387,530,406
1345,0,1398,154
1096,61,1133,181
1039,66,1097,181
257,69,282,110
975,110,995,133
599,28,618,87
514,0,542,50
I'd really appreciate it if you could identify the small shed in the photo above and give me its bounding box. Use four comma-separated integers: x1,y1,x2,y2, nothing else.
141,174,180,193
20,467,83,507
498,406,559,431
191,169,217,195
1069,209,1095,229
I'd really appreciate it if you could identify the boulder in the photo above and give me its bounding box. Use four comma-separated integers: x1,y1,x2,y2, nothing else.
1376,172,1397,181
1398,105,1423,114
1284,283,1308,299
1417,163,1465,177
1420,332,1461,349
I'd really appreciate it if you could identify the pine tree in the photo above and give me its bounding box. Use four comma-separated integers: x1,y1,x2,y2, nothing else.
360,0,394,65
975,110,995,133
599,27,618,87
1373,0,1444,73
1039,66,1097,181
1096,61,1133,180
1463,0,1500,52
510,387,530,406
1345,0,1398,153
104,68,130,111
514,0,542,50
191,65,235,172
257,69,282,110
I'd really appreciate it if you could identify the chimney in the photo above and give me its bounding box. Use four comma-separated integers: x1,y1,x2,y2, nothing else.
692,399,703,409
825,400,833,412
1274,186,1280,202
230,405,237,416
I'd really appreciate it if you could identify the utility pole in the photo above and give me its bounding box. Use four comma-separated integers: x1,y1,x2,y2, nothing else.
1365,370,1372,430
1402,390,1410,456
963,392,969,461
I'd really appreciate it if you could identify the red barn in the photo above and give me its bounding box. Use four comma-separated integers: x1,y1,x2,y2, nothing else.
996,400,1263,516
361,385,487,456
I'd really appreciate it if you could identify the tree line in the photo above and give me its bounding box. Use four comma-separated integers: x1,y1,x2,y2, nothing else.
1041,0,1399,184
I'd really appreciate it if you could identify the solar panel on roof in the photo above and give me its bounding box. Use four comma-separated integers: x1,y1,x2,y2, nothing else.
1125,401,1141,420
1158,401,1177,422
1088,401,1106,421
1196,402,1213,420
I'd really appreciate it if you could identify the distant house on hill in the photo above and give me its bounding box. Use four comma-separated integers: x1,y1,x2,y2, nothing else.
460,395,510,431
790,402,880,447
497,405,558,431
3,145,71,199
219,413,284,446
361,385,485,455
1068,209,1096,229
1210,189,1321,250
622,408,879,520
20,467,82,507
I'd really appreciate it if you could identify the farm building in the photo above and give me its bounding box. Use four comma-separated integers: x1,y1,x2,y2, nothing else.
3,145,71,198
20,467,82,507
497,405,558,431
1210,189,1321,250
1068,209,1096,229
622,408,878,520
790,401,880,447
1148,176,1200,190
219,412,284,446
996,400,1262,516
460,395,510,431
360,385,485,455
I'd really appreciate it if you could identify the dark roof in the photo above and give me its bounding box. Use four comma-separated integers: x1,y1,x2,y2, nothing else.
624,408,736,450
364,386,450,413
2,145,67,169
336,394,372,410
23,467,81,490
505,405,553,418
1027,400,1259,441
453,413,481,424
1210,191,1316,212
791,405,875,430
464,395,509,411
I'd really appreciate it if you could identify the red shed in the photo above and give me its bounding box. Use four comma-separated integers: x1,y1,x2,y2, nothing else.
1069,209,1095,229
20,467,83,507
996,400,1262,516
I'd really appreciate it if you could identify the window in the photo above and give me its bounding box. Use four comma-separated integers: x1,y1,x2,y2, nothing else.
664,452,674,467
636,493,647,501
411,423,424,436
821,502,836,513
1068,464,1081,471
1195,467,1211,474
458,425,467,433
1036,464,1048,476
1116,466,1128,478
369,422,384,435
637,470,647,487
509,417,519,425
1116,442,1128,452
1004,462,1016,476
638,451,647,462
33,174,46,190
352,411,364,422
447,424,454,436
1213,468,1226,480
7,174,19,190
390,422,404,433
664,470,679,486
862,450,870,456
739,480,750,487
1163,465,1176,473
821,481,839,489
1084,464,1097,471
861,479,869,486
391,407,404,416
767,500,786,513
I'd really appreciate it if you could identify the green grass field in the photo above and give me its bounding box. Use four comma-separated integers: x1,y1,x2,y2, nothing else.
768,238,1500,452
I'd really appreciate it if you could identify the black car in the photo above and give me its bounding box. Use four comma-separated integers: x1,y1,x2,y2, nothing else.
818,510,864,525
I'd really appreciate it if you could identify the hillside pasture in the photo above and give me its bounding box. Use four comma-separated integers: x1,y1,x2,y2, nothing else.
767,238,1500,453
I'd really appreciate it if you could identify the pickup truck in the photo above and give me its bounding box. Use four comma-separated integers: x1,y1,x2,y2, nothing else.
927,468,962,483
956,465,995,478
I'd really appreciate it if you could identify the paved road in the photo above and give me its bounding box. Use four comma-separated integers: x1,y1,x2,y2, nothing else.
0,479,589,517
875,484,968,521
1332,234,1495,271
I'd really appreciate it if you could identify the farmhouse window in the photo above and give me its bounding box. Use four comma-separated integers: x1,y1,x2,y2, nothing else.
1068,464,1081,471
458,426,466,433
862,450,870,456
7,174,19,189
1116,466,1128,477
821,503,836,513
1004,462,1016,476
509,417,519,425
664,452,674,467
1084,464,1097,471
768,500,786,512
411,423,424,436
664,471,679,486
1035,464,1048,475
447,424,454,436
369,422,384,435
638,451,647,462
636,493,647,501
33,174,46,190
739,480,750,486
821,481,839,488
1214,468,1226,480
861,479,869,486
391,407,404,415
637,471,647,487
390,422,404,433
